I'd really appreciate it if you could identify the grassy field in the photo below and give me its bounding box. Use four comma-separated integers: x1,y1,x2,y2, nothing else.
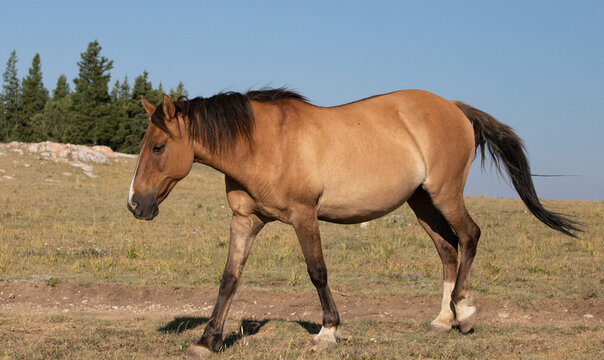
0,145,603,359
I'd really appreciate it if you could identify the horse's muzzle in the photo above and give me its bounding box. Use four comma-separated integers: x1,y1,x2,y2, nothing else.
127,194,159,220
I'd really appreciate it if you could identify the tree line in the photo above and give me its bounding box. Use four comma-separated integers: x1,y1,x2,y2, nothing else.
0,41,188,153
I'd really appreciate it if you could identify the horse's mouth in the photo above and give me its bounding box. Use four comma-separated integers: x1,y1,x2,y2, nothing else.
127,196,159,221
134,207,159,221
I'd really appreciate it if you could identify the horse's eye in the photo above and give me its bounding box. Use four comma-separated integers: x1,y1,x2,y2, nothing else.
152,144,165,154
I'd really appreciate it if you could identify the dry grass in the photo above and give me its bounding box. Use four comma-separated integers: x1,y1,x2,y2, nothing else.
1,312,602,360
0,146,603,359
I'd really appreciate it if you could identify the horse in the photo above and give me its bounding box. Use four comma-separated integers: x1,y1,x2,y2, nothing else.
127,88,579,358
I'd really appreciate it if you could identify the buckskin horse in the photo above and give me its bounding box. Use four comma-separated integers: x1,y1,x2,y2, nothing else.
127,88,579,358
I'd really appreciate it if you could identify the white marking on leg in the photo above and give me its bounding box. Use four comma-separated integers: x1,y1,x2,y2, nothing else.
440,281,454,316
431,281,455,329
454,297,476,322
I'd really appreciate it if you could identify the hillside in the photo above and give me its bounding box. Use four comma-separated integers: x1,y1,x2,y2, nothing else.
0,142,602,359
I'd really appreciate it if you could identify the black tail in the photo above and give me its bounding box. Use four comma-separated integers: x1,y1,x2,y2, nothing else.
454,101,582,237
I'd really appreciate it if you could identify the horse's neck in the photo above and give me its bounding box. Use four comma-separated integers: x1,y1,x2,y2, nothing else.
193,143,252,184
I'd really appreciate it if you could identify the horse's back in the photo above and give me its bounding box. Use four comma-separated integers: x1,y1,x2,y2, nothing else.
297,90,474,223
249,90,475,224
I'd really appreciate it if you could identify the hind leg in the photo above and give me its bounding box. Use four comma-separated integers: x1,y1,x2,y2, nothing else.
429,192,481,333
408,188,459,332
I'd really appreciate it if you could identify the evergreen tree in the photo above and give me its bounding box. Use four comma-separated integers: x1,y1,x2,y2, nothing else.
110,75,130,103
169,81,188,100
40,75,72,141
66,40,114,145
0,100,4,142
110,75,131,149
110,79,121,103
115,71,160,153
118,75,130,100
131,71,160,104
2,50,20,141
19,53,49,142
53,74,70,98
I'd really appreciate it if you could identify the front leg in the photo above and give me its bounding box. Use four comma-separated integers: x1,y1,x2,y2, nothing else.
186,213,265,358
291,210,340,351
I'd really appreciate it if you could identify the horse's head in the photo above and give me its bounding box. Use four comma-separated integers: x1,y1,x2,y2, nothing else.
127,94,194,220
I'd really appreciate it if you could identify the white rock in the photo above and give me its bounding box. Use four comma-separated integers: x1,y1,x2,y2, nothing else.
91,145,116,160
13,141,111,164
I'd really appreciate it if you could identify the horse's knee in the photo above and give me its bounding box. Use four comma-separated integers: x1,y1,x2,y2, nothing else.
440,243,458,264
219,268,241,292
307,263,328,288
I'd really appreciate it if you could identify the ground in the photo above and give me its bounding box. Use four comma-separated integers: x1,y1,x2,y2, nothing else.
0,144,602,359
1,281,602,359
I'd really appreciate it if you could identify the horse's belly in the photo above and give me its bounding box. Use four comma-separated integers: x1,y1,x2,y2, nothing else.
317,162,424,224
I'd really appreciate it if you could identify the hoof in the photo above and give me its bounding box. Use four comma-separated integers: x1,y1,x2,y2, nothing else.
185,344,212,359
311,338,337,352
453,299,476,334
311,326,338,352
458,314,475,334
429,319,453,334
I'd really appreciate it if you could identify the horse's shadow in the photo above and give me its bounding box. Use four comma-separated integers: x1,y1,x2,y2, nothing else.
158,317,321,349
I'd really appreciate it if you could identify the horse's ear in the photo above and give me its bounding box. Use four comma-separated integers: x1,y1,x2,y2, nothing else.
141,96,156,116
162,94,176,120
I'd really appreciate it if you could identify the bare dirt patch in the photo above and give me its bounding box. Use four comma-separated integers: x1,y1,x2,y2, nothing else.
1,281,601,328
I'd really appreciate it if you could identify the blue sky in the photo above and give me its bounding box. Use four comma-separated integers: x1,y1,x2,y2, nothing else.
2,1,603,200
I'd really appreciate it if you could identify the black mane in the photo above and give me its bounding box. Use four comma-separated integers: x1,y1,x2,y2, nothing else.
246,88,307,103
150,88,306,154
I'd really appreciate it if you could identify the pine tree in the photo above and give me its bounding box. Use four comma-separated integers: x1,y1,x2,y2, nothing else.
131,71,160,104
19,53,49,142
66,40,114,145
115,71,160,153
110,79,121,103
0,101,4,142
40,75,72,141
110,75,130,103
169,81,188,100
0,95,4,142
110,75,131,149
2,50,19,141
53,74,70,99
118,75,130,100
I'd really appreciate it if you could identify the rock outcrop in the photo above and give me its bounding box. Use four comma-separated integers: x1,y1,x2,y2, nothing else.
2,141,135,178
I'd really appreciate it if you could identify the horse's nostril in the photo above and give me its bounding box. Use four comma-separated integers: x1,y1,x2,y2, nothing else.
128,201,138,211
